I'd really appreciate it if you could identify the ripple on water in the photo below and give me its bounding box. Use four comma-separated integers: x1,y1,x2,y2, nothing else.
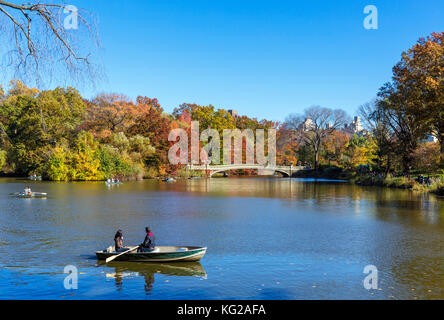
0,178,443,299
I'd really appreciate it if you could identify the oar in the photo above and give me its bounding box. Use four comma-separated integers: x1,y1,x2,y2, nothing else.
32,192,47,196
105,246,139,263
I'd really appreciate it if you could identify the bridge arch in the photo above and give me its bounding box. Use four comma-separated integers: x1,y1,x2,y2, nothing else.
189,164,306,178
209,168,290,178
273,169,291,177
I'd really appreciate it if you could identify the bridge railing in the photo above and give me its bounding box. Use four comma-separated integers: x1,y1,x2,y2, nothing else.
188,164,308,171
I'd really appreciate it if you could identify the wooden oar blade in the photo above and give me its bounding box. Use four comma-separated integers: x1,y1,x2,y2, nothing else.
105,246,138,263
105,256,116,263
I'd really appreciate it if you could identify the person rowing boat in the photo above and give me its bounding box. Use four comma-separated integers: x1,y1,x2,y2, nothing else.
138,227,156,253
106,178,121,185
24,186,32,196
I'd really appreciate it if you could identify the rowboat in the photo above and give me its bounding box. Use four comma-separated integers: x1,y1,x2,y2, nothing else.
96,246,207,263
162,177,176,183
14,192,47,198
105,181,122,186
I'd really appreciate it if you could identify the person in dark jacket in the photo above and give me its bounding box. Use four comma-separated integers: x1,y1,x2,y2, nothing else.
138,227,156,252
114,230,129,253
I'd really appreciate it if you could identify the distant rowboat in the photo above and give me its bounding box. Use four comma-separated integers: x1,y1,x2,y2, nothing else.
13,192,47,198
96,246,207,263
105,181,122,186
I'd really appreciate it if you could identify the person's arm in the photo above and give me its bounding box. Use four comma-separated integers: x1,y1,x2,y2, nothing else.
141,235,149,248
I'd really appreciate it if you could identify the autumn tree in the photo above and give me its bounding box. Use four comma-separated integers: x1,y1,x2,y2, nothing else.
0,149,6,171
359,101,398,175
84,93,141,138
1,81,85,145
342,134,377,169
377,81,428,174
413,142,440,173
129,96,171,174
70,131,102,181
390,32,444,167
285,106,348,171
37,86,86,143
174,103,235,132
173,103,235,166
321,130,350,166
45,146,70,181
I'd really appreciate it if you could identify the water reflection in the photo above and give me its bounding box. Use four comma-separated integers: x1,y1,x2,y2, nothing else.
100,262,207,295
0,177,443,299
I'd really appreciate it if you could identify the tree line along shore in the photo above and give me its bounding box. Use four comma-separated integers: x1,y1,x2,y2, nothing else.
0,32,442,195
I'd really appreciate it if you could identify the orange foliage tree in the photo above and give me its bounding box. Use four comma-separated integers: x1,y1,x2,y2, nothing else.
129,96,174,175
83,93,143,139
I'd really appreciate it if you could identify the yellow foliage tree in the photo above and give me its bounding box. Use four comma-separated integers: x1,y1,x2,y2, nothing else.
70,132,103,181
342,135,377,169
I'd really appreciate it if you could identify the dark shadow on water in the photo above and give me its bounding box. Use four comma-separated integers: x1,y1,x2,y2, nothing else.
80,254,97,261
97,262,207,295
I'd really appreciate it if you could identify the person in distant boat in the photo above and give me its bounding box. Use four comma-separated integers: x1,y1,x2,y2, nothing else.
114,230,129,253
138,227,156,253
24,186,32,196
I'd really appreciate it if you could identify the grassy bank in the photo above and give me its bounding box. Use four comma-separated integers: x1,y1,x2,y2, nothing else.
353,174,444,195
292,166,444,196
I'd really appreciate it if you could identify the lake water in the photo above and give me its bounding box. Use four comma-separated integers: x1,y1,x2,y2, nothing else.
0,177,443,300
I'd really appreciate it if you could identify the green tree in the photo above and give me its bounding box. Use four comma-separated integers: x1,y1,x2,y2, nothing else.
0,150,6,172
70,132,103,181
45,147,70,181
38,87,86,144
96,145,135,179
342,135,377,169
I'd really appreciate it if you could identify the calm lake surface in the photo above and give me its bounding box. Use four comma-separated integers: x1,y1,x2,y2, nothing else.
0,177,443,300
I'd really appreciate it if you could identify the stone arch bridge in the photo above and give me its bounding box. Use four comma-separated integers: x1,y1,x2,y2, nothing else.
189,164,308,178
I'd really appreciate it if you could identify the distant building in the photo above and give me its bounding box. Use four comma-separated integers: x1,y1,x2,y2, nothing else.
301,118,315,132
344,116,364,134
298,116,366,135
228,110,238,117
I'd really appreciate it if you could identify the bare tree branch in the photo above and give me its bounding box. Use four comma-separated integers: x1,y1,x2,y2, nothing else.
0,0,101,87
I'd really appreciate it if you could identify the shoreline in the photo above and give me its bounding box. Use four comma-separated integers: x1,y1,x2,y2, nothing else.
353,175,444,196
292,169,444,196
2,172,443,196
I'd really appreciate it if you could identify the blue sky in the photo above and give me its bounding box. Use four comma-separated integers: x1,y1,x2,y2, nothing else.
69,0,443,121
